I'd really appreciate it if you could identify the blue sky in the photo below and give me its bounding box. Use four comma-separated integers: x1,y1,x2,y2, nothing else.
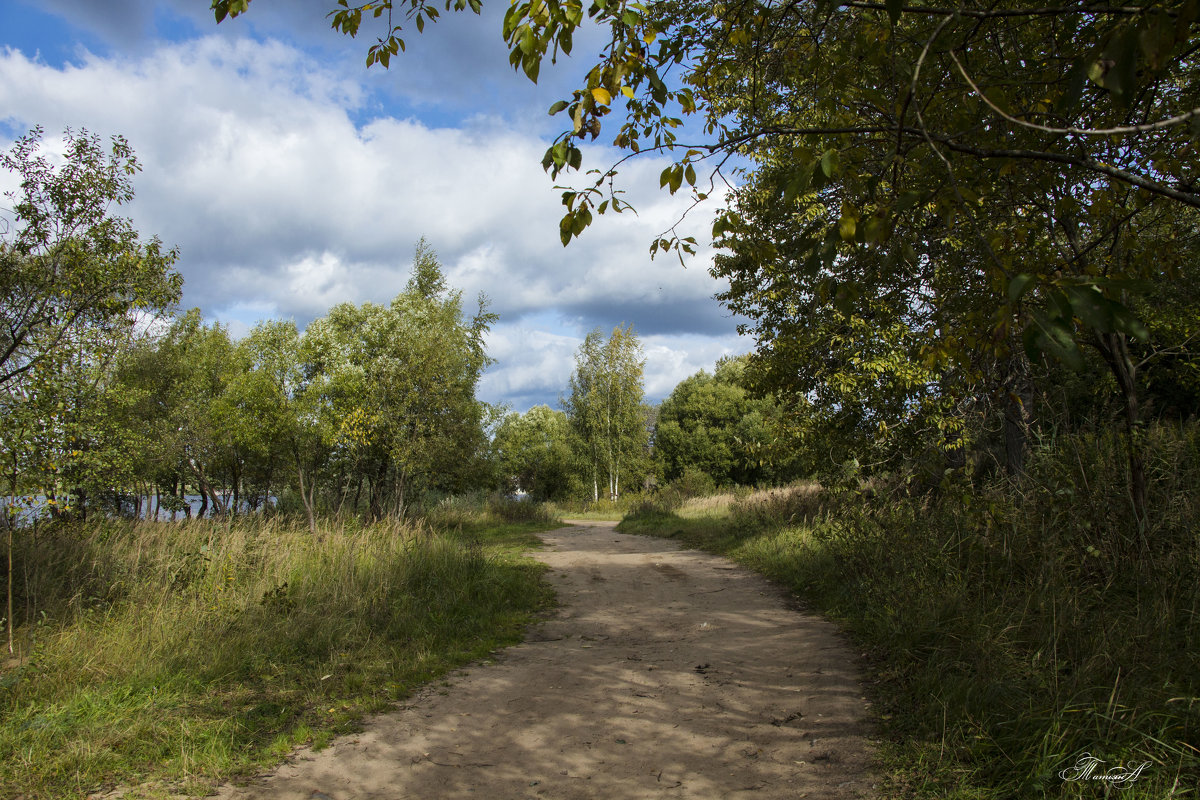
0,0,750,411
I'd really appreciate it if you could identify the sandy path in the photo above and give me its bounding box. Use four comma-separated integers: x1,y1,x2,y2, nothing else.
216,521,876,799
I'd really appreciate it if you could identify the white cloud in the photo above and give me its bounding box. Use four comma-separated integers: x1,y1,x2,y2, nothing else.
479,323,580,411
0,34,748,408
642,331,755,400
479,322,754,412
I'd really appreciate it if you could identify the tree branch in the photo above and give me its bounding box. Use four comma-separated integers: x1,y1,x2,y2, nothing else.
948,49,1200,137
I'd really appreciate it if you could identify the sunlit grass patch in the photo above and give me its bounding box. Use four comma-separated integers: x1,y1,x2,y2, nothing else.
1,512,556,799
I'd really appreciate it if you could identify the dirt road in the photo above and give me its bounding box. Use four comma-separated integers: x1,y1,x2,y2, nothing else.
217,521,876,799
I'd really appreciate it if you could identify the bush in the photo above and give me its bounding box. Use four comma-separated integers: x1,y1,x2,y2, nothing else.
422,491,561,529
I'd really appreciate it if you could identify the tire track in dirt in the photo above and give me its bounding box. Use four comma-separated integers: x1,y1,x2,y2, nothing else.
216,521,877,799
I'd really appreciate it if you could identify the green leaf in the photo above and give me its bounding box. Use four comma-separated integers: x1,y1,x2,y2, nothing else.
1007,273,1036,305
1065,285,1117,332
1111,306,1151,342
712,213,731,239
1025,310,1085,371
820,149,839,178
1091,25,1140,103
895,190,924,213
884,0,903,24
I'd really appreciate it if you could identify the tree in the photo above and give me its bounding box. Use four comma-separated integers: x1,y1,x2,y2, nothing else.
212,1,1200,523
211,2,1200,243
689,3,1200,521
1,126,179,650
297,242,495,519
1,127,180,521
492,405,576,500
656,356,796,487
564,325,646,501
1,127,181,390
232,320,308,513
115,311,243,519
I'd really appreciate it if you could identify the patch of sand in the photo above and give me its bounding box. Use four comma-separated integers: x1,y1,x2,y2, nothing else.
215,521,877,799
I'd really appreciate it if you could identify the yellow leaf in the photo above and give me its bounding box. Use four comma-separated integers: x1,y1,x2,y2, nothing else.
839,216,857,241
621,85,634,99
591,87,612,106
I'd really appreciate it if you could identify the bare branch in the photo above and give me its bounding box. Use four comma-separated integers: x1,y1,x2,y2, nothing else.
841,2,1157,19
948,50,1200,137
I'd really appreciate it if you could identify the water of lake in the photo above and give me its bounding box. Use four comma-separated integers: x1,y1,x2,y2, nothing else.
1,494,275,526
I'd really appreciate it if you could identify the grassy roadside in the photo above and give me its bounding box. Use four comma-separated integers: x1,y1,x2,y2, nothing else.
1,505,559,799
543,497,641,522
619,437,1200,799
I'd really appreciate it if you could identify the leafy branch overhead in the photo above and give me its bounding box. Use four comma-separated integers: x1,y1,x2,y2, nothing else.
214,2,1200,225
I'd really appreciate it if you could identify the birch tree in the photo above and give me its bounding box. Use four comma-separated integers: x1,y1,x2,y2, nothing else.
565,325,646,501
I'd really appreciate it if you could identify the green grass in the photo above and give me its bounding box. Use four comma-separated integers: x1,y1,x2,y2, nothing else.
1,509,559,799
619,428,1200,799
544,494,651,521
549,508,627,521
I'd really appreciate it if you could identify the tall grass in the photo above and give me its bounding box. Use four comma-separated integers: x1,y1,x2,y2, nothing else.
544,494,650,521
422,491,562,531
620,424,1200,798
1,513,556,799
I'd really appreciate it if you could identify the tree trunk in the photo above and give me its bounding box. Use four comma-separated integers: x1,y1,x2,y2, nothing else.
1096,332,1148,536
205,482,226,517
1002,353,1032,479
75,487,88,522
394,473,407,521
231,466,240,517
368,459,390,521
6,513,12,656
297,465,317,534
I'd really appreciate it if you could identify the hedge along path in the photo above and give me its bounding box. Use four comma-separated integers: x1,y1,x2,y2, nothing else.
216,521,877,799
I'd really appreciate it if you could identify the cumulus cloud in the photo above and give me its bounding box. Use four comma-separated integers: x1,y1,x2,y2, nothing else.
479,322,753,411
0,31,748,410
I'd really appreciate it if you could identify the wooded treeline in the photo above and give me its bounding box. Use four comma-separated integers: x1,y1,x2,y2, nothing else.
0,128,771,526
5,107,1197,543
211,0,1200,540
0,129,499,528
